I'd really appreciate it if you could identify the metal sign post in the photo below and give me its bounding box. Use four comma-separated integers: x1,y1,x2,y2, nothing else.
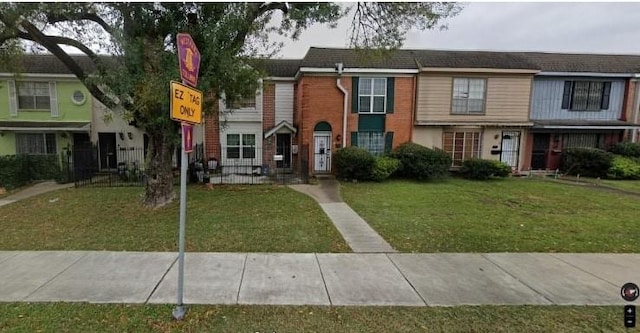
172,32,201,321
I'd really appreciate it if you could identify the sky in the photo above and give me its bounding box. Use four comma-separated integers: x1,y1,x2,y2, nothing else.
271,2,640,59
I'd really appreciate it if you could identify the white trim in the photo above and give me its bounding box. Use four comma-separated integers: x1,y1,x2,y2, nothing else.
298,67,419,74
71,90,87,105
421,67,539,74
8,80,17,116
537,72,634,78
534,125,640,129
266,76,295,81
264,120,297,138
0,73,79,79
49,81,59,117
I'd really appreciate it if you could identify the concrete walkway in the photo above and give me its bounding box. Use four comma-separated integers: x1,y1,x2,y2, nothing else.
0,251,635,306
0,181,74,207
290,176,396,253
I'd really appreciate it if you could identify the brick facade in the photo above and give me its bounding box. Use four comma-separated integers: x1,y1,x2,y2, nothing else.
203,90,220,161
262,82,276,170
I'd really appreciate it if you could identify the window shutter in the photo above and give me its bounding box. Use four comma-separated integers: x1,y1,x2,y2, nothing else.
561,81,572,109
351,77,359,113
49,81,59,117
601,82,611,110
8,80,17,116
384,132,394,154
350,132,358,146
386,77,394,113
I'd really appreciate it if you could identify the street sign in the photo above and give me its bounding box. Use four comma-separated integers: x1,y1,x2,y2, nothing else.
182,123,193,153
170,81,202,124
177,33,200,87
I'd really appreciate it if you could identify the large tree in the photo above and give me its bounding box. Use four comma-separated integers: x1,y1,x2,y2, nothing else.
0,2,461,208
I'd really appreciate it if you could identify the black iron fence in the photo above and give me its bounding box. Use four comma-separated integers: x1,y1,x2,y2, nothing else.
67,144,309,187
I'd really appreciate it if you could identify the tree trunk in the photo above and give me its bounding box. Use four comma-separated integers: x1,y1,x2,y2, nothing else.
143,129,176,208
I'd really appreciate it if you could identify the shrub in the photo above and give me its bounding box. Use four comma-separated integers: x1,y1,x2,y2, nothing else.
371,157,400,182
560,148,613,178
391,142,451,180
334,146,375,181
459,159,512,180
608,155,640,179
609,142,640,158
0,154,62,190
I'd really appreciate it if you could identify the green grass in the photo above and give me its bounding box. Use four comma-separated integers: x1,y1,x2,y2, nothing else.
0,303,626,333
599,179,640,193
0,185,349,252
341,178,640,252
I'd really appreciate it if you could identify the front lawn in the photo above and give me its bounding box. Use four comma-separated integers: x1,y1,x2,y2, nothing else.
599,179,640,193
0,304,624,333
341,178,640,252
0,185,349,253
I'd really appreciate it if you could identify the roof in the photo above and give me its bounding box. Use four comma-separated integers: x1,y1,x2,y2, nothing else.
532,119,640,128
0,54,97,74
300,47,418,69
410,50,539,70
259,59,301,77
515,52,640,74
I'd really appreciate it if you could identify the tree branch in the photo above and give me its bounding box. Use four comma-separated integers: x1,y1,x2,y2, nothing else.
46,11,115,36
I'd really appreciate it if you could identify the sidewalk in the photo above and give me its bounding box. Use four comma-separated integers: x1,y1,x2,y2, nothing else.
0,251,635,306
0,181,74,207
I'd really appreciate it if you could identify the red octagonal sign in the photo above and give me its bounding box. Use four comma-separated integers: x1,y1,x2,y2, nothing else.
177,33,200,87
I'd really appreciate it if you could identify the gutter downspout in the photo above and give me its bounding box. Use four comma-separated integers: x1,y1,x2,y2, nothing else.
633,77,640,143
336,63,348,148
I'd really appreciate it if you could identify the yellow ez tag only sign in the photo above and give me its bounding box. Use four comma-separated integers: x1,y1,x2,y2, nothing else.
170,81,203,124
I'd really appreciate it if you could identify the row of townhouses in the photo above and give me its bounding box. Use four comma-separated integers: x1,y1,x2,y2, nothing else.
2,48,640,180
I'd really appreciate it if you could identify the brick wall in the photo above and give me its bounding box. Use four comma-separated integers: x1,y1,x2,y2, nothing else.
262,82,276,169
204,90,220,161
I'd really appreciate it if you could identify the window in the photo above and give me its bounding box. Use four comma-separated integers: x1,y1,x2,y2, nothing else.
226,134,256,159
357,132,385,156
72,90,86,105
358,78,386,113
17,82,50,110
562,81,611,111
452,78,486,114
16,133,56,155
443,131,481,167
228,96,256,109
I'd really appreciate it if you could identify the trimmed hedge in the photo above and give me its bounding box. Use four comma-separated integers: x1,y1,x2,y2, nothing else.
391,143,451,181
560,148,613,178
609,142,640,158
608,155,640,180
0,154,62,190
334,146,375,181
371,157,400,182
459,159,512,180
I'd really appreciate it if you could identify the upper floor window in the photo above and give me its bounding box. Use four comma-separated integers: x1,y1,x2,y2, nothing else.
18,82,50,110
358,78,387,113
452,78,486,114
228,96,256,109
562,81,611,111
16,133,56,155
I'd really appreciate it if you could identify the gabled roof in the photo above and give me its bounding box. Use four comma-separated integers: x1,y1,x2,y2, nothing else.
0,54,97,74
264,120,297,138
514,52,640,74
300,47,418,69
260,59,301,78
410,50,539,70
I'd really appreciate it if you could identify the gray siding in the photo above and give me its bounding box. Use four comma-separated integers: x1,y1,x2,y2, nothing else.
530,77,625,120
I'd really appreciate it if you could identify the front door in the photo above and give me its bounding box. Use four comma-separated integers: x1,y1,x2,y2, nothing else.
276,133,291,169
531,133,550,170
500,131,521,170
98,132,117,171
313,132,331,173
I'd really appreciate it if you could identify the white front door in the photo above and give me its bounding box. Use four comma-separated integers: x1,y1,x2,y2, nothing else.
500,131,521,169
314,132,331,172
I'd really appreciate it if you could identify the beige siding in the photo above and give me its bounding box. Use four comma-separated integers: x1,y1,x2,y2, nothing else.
416,73,533,123
412,127,443,149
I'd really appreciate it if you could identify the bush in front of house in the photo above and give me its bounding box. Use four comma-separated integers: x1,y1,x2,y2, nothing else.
560,148,613,178
609,142,640,158
608,155,640,180
391,142,451,181
334,146,375,181
0,154,62,190
459,159,512,180
371,156,400,182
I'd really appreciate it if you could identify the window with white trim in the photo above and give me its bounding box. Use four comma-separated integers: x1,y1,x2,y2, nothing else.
443,131,481,167
452,78,486,114
358,78,386,113
357,132,385,156
16,133,57,155
226,134,256,159
17,82,50,110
